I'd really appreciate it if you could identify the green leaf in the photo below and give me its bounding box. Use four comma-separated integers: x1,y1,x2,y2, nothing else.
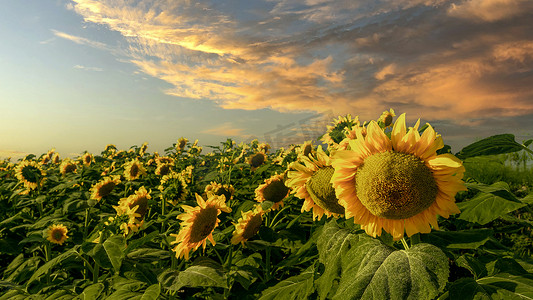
421,229,493,249
103,235,126,273
458,193,526,225
449,273,533,300
78,283,104,300
456,134,525,159
124,232,160,254
456,254,487,279
140,284,160,300
523,139,533,148
159,258,227,291
465,182,520,203
258,266,315,300
316,221,449,300
27,246,79,284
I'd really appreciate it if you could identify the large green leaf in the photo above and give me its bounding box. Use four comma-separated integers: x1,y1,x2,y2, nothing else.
140,284,160,300
448,273,533,300
78,283,104,300
456,134,525,159
458,193,526,225
465,182,521,203
420,229,493,249
103,235,126,273
27,246,79,284
316,221,449,300
258,266,315,300
158,258,227,291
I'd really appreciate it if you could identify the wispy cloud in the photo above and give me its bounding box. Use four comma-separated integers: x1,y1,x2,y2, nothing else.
200,122,245,136
52,29,109,50
66,0,533,125
74,64,103,71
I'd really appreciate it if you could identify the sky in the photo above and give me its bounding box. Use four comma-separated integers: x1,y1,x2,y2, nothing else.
1,0,532,160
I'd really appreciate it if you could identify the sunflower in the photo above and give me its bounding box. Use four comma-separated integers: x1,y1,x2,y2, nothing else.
114,187,151,234
40,154,51,165
52,153,60,164
155,163,173,176
159,172,188,205
112,205,143,235
81,152,93,166
181,165,194,184
90,175,121,201
287,146,344,221
231,205,265,245
255,173,290,210
205,182,235,202
139,142,148,156
248,152,268,171
378,108,396,128
123,159,146,181
176,137,188,151
257,142,271,153
331,113,466,240
14,160,45,190
297,141,315,158
320,114,360,148
46,224,69,245
170,193,231,260
60,159,78,175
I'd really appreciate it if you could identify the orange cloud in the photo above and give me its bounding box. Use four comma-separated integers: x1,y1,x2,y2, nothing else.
200,122,244,137
67,0,533,125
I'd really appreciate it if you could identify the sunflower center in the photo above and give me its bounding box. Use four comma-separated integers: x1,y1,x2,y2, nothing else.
384,114,393,127
158,164,171,176
242,214,263,239
189,206,218,243
307,166,345,214
64,164,76,174
130,164,139,177
129,196,149,219
251,154,265,168
21,166,40,183
262,180,289,203
303,144,312,157
355,151,438,219
52,230,62,240
98,182,116,198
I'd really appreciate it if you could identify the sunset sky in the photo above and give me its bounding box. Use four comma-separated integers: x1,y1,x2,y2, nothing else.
1,0,532,159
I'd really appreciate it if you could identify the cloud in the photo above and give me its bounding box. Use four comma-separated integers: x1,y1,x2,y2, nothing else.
66,0,533,126
52,29,109,50
74,65,103,71
200,122,245,136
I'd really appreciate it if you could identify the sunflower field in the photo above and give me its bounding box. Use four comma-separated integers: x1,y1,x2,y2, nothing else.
0,111,532,299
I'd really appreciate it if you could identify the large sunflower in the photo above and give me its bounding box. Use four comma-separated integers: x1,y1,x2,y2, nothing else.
287,146,344,221
255,173,290,210
46,224,69,245
14,160,45,190
176,137,188,152
123,159,146,181
90,175,121,201
159,172,188,205
231,205,265,245
170,193,231,260
331,114,466,240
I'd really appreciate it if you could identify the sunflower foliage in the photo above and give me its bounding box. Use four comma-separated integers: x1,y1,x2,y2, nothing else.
0,112,532,300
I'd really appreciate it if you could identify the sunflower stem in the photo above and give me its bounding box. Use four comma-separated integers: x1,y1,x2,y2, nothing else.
83,208,90,240
410,233,421,247
44,242,51,284
161,196,166,234
92,261,100,283
265,247,272,282
400,238,410,250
